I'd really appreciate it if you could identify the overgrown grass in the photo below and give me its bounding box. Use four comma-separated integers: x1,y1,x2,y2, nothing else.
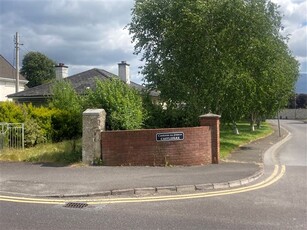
220,122,273,159
0,139,82,165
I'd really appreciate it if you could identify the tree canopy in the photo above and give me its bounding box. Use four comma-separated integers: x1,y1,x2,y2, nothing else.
21,51,56,88
129,0,299,128
49,80,83,113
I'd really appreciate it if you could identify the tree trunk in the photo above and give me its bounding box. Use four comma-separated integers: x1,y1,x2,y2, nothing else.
250,113,256,131
256,119,261,129
232,121,239,134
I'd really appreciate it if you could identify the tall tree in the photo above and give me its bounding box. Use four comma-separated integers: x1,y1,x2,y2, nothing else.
21,51,56,88
129,0,299,128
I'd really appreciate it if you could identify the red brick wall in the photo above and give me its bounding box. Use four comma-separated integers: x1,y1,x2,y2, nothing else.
101,127,212,166
199,115,220,164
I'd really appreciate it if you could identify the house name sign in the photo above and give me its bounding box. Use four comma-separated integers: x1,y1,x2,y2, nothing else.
156,132,184,142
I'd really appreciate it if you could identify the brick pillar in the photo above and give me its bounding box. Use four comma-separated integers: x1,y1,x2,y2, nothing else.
199,113,221,164
82,109,106,165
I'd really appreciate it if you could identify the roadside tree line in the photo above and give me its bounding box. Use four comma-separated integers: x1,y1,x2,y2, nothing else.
288,94,307,109
128,0,299,132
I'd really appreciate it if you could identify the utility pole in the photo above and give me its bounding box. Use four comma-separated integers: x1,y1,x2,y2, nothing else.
15,32,20,93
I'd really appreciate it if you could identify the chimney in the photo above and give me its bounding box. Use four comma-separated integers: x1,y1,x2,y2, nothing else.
118,61,130,84
55,63,68,80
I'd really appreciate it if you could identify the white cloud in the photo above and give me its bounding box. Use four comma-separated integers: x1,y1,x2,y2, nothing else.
289,26,307,57
0,0,306,85
273,0,307,72
0,0,141,81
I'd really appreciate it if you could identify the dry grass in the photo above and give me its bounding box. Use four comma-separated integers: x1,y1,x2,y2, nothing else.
0,139,82,164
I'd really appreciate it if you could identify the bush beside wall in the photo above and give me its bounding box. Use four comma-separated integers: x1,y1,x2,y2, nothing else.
0,101,79,147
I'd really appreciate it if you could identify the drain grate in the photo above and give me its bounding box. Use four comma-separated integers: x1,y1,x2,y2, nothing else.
63,202,88,209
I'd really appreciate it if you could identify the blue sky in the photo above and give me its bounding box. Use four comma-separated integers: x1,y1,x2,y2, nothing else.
0,0,306,85
296,73,307,93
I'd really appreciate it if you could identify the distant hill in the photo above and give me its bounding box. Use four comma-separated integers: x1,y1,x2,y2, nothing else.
296,73,307,94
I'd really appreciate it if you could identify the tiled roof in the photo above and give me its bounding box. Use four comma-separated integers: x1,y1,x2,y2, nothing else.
7,68,154,98
0,55,27,81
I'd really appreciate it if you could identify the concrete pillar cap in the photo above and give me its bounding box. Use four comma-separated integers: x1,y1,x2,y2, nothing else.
199,113,221,118
83,109,106,115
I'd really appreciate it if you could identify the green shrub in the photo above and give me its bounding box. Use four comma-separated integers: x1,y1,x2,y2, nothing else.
51,109,82,142
24,118,47,147
24,104,58,141
142,93,165,128
142,94,197,128
0,101,25,123
49,80,83,141
49,80,83,112
0,101,60,147
86,78,146,130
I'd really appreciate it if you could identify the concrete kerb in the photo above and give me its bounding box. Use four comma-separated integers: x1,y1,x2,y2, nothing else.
156,186,177,193
176,185,197,193
264,125,292,166
16,168,264,198
134,187,156,195
111,189,135,196
195,183,214,191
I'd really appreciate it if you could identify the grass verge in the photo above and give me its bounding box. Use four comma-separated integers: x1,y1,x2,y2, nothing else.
220,122,273,159
0,139,82,165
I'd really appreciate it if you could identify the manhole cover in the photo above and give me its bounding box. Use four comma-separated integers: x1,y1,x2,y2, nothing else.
63,202,88,209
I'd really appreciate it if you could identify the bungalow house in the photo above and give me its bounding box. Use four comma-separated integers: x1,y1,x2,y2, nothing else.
7,61,158,105
0,55,28,101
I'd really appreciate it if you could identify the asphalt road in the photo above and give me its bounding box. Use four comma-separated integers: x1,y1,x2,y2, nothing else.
275,120,307,166
0,120,306,230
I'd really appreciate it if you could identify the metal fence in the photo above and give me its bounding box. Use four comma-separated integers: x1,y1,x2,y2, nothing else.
0,123,24,151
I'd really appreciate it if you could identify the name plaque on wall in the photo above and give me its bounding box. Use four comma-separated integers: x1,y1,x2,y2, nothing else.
156,132,184,142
